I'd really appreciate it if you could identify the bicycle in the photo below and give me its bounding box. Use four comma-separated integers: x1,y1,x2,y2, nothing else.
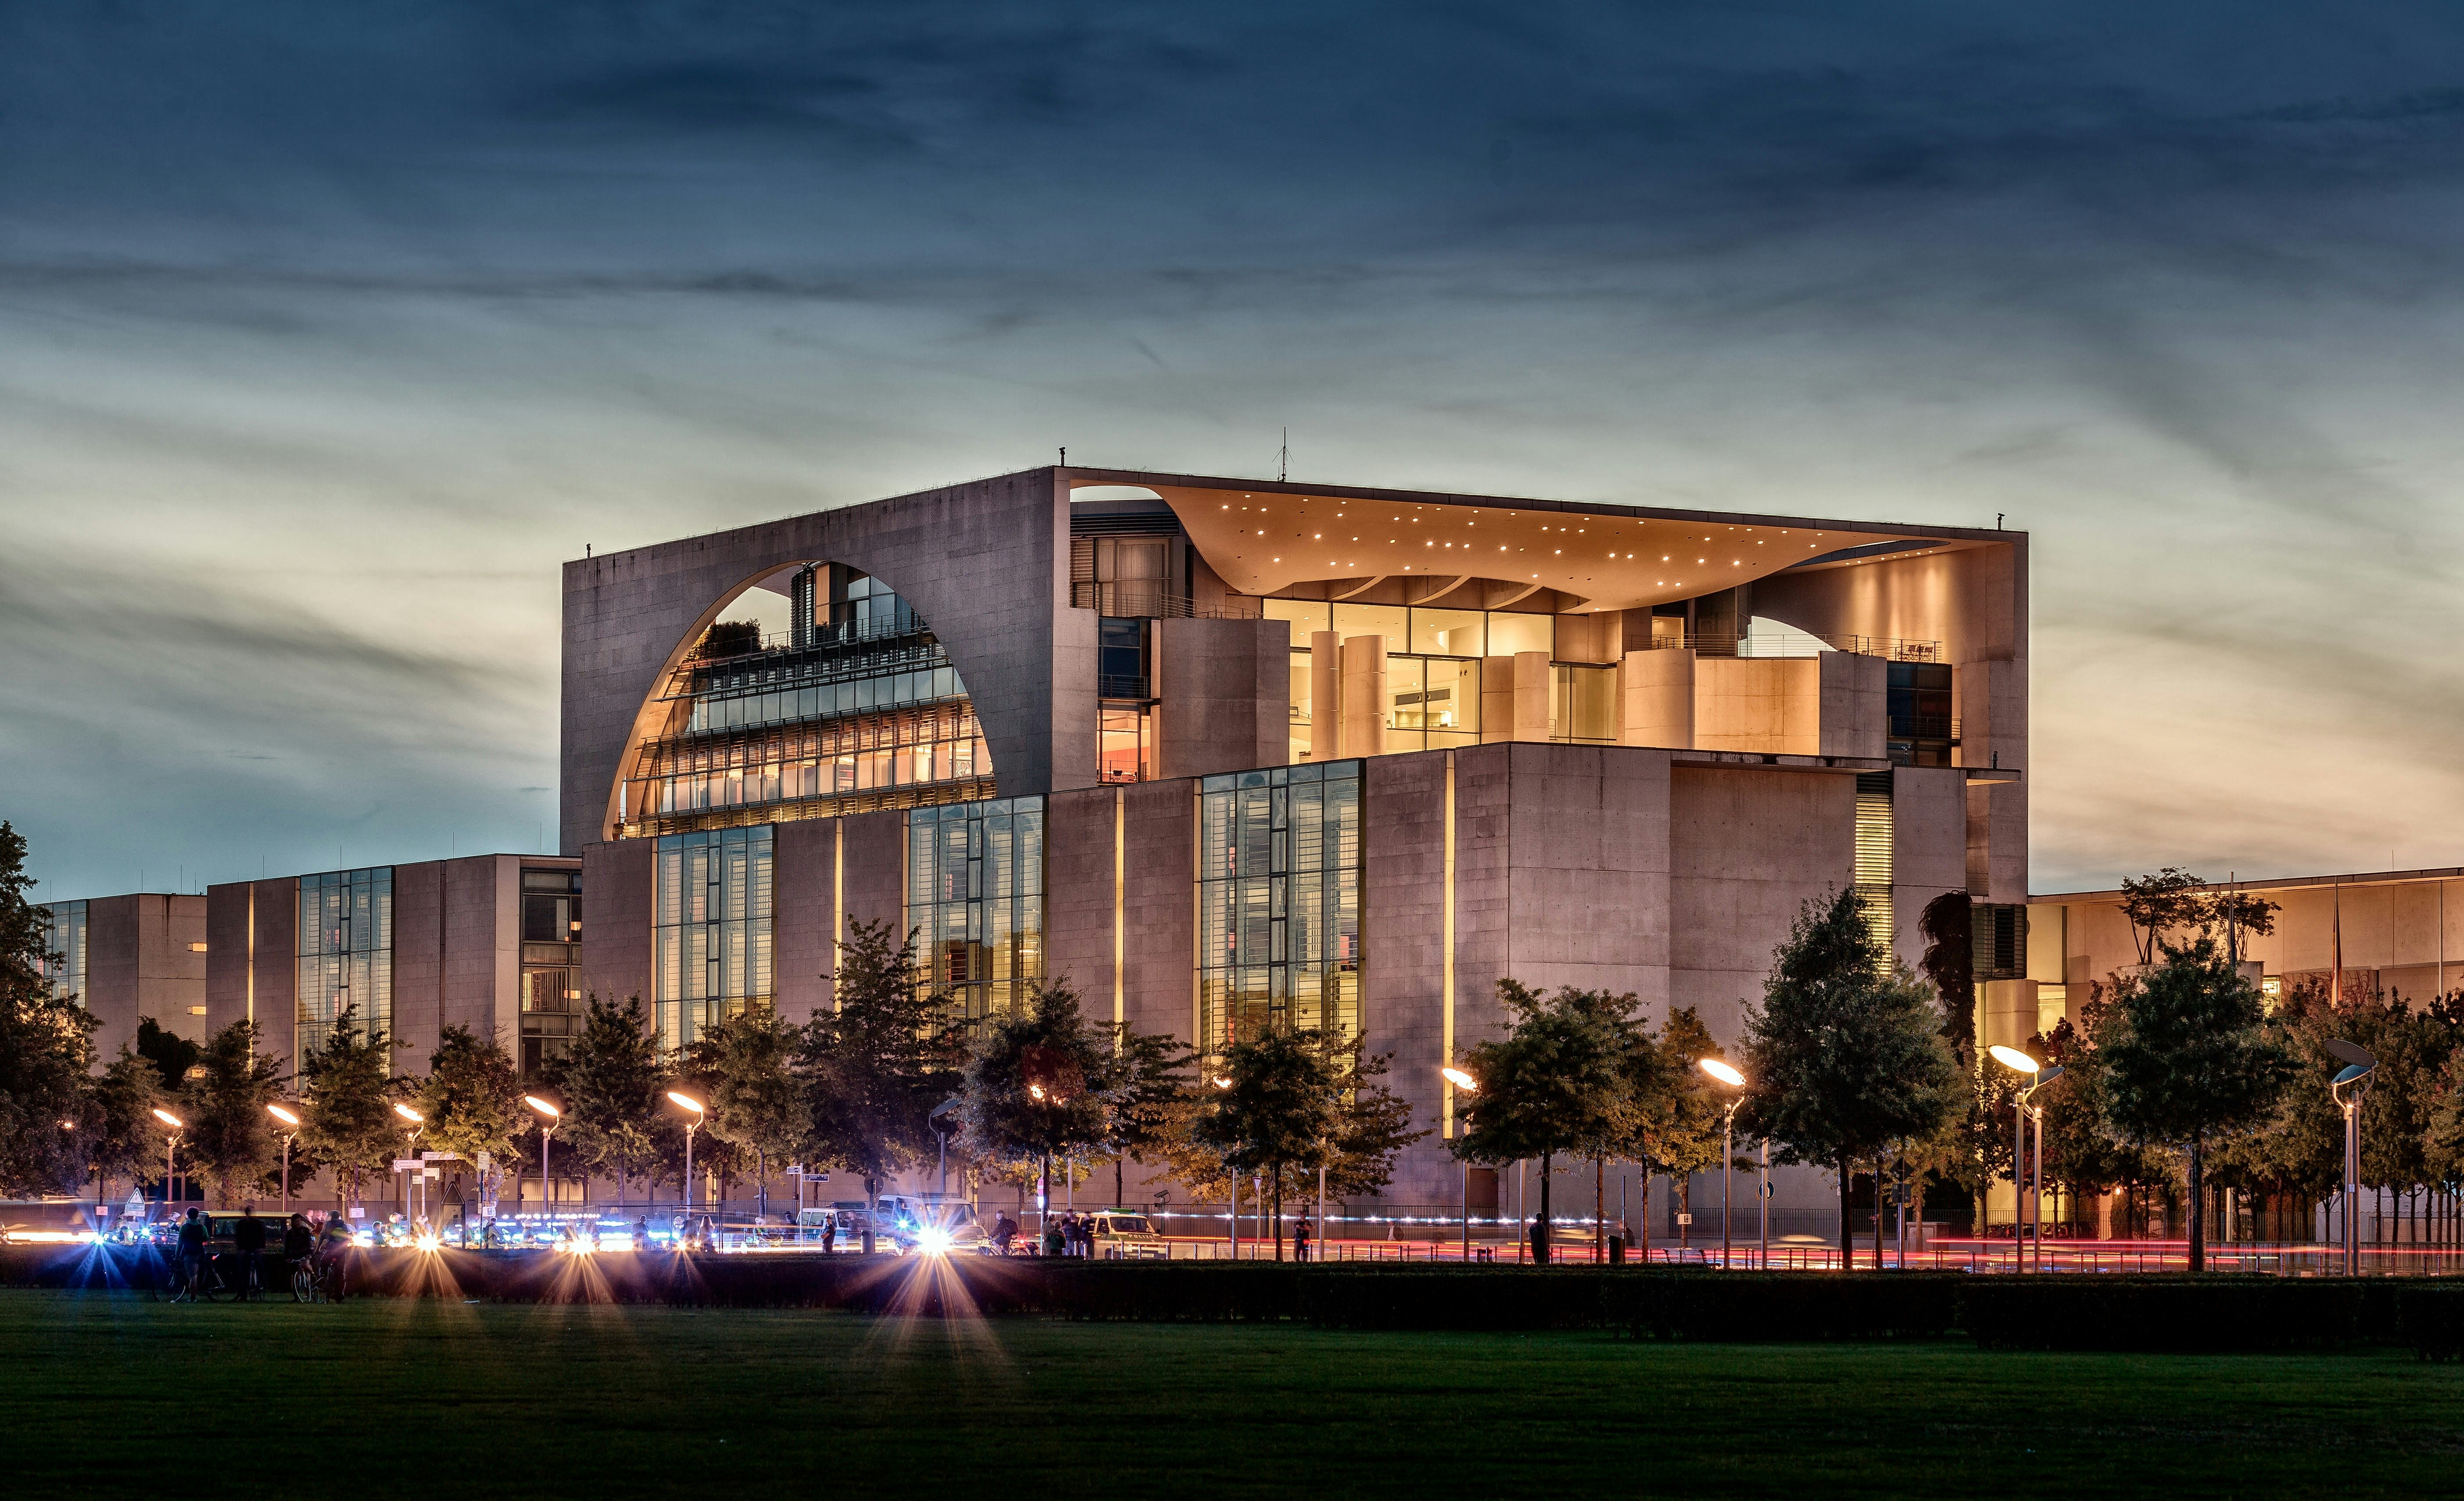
289,1257,320,1303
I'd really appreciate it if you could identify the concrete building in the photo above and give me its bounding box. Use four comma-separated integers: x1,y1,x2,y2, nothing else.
39,893,208,1061
2029,865,2464,1022
565,465,2031,1221
203,853,583,1079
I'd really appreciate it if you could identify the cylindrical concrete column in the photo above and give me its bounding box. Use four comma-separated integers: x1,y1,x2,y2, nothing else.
1340,635,1388,759
1310,631,1342,761
1621,648,1695,749
1480,655,1515,743
1512,650,1552,742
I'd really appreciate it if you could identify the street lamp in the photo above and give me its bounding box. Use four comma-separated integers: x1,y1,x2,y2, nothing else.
266,1105,301,1215
668,1091,706,1212
1988,1047,2063,1271
1442,1067,1479,1261
1698,1058,1746,1270
1213,1075,1235,1259
152,1108,184,1209
929,1098,960,1197
392,1102,426,1225
2327,1040,2377,1275
523,1095,560,1213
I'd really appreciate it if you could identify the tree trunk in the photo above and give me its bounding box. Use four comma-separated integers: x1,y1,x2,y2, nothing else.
1536,1152,1553,1264
1638,1168,1652,1260
1837,1152,1854,1271
1595,1156,1605,1262
1677,1175,1691,1251
1116,1155,1125,1208
1873,1154,1885,1272
2185,1139,2205,1271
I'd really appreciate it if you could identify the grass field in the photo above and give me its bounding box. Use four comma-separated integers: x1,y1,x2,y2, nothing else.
5,1289,2460,1497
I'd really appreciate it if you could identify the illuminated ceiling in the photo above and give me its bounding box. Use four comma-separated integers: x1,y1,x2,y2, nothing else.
1104,479,1966,613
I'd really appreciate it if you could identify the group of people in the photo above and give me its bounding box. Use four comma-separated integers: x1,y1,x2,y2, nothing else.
166,1204,353,1303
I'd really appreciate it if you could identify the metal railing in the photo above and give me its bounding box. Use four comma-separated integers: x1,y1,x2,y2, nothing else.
1069,581,1262,621
1641,631,1942,662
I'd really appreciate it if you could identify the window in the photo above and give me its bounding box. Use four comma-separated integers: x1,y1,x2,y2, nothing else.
519,868,581,1077
1098,705,1153,784
908,798,1046,1024
1974,903,2028,981
297,869,394,1059
1098,618,1150,700
1551,664,1618,744
652,827,774,1054
1887,662,1956,767
41,901,88,1003
1197,762,1361,1055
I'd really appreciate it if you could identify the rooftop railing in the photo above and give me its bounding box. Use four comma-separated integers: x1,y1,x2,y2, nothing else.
1640,631,1942,662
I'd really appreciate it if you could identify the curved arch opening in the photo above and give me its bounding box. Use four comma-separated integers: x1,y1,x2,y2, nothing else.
609,560,998,841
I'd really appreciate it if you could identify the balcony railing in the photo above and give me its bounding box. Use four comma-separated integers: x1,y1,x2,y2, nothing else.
1889,715,1961,742
1070,582,1261,621
1640,631,1942,662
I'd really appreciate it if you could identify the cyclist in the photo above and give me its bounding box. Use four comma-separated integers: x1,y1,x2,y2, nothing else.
315,1214,355,1301
233,1205,268,1300
282,1214,315,1298
174,1208,207,1301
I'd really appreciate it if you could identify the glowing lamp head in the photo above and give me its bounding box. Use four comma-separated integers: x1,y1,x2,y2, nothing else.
1028,1084,1047,1101
1988,1045,2042,1076
523,1095,561,1120
151,1109,183,1131
1441,1066,1478,1092
1212,1077,1232,1091
414,1233,441,1253
1698,1058,1746,1088
266,1104,300,1128
392,1102,425,1125
667,1091,706,1115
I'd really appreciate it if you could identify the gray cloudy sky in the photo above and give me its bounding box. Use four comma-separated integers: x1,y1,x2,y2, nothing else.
6,2,2464,899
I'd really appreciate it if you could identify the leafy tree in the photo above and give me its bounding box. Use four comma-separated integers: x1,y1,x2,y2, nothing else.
2119,868,2210,967
2095,936,2293,1271
960,975,1115,1225
1641,1006,1734,1249
799,919,961,1248
180,1020,288,1204
1741,888,1963,1268
1452,981,1639,1263
133,1016,203,1093
684,1008,807,1218
1918,891,1975,1049
298,1005,402,1211
90,1047,172,1200
0,820,97,1197
1101,1024,1198,1208
552,995,666,1204
414,1026,526,1204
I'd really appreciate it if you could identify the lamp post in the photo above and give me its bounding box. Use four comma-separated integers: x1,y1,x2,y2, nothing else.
1758,1138,1770,1269
1988,1046,2062,1272
1442,1067,1479,1262
1698,1058,1746,1271
523,1095,560,1214
392,1103,426,1226
152,1109,184,1209
1212,1075,1234,1259
266,1105,300,1215
668,1092,706,1212
2327,1040,2378,1275
930,1098,960,1197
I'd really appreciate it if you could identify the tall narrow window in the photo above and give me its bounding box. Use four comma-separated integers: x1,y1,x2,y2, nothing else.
1196,761,1362,1055
907,797,1046,1023
297,868,394,1059
652,826,774,1054
41,901,89,1004
1853,771,1895,955
519,868,583,1077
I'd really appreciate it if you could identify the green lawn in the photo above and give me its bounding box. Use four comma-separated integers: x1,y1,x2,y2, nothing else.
5,1289,2459,1497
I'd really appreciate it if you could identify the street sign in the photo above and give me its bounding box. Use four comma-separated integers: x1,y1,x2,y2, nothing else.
392,1158,423,1171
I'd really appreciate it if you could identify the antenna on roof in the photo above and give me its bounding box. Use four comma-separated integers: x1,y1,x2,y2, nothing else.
1279,428,1288,482
1059,447,1067,466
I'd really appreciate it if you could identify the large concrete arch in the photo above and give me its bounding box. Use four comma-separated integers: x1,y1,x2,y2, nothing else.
561,468,1086,851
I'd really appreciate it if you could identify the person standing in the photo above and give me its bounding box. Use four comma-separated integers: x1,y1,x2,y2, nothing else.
281,1214,313,1297
1294,1215,1312,1264
234,1205,268,1299
175,1208,207,1301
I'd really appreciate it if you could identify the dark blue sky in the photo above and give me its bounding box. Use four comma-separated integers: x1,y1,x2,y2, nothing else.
7,3,2464,897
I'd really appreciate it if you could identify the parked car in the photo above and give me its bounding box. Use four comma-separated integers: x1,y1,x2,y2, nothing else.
1083,1210,1171,1260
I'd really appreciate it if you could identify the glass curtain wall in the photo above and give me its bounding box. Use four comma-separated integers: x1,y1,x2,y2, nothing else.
519,868,582,1077
1269,600,1565,757
297,869,394,1058
1196,762,1362,1055
652,826,774,1054
41,900,89,1002
908,797,1046,1023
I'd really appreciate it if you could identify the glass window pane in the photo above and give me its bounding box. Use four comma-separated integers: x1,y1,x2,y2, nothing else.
1329,602,1407,646
1410,608,1484,657
1486,611,1553,657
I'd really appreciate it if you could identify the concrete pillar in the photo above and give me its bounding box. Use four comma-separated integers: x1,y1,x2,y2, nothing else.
1339,634,1387,759
1817,651,1887,759
1309,631,1342,761
1480,655,1515,743
1620,648,1694,749
1513,650,1552,742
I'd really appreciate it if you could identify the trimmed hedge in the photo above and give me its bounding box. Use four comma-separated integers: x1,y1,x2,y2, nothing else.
1613,1271,1963,1343
1300,1268,1612,1331
2399,1287,2464,1361
1956,1276,2415,1352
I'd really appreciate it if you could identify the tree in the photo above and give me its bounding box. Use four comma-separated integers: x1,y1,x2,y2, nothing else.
2119,868,2209,967
134,1016,201,1093
1452,981,1639,1263
959,975,1115,1227
0,820,97,1197
1189,1027,1323,1260
799,919,961,1249
552,995,665,1204
684,1009,806,1218
1101,1024,1198,1208
1642,1006,1734,1250
2095,935,2293,1271
298,1005,402,1211
1918,890,1975,1049
1741,888,1962,1268
90,1047,172,1201
415,1026,526,1207
180,1020,287,1204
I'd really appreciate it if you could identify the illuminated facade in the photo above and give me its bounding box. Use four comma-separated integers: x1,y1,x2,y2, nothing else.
566,465,2029,1214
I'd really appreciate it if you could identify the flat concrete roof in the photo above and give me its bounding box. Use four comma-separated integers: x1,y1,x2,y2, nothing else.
2036,865,2464,903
